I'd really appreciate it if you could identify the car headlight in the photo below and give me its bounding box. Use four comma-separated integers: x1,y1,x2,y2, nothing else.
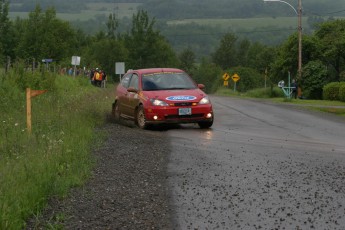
150,98,169,106
199,96,210,105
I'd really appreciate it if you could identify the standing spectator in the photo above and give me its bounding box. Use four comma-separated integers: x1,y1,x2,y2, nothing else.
90,68,95,85
291,79,298,99
101,70,107,88
93,68,103,87
68,67,73,76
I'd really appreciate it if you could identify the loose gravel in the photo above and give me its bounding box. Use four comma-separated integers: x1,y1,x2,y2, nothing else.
27,119,173,229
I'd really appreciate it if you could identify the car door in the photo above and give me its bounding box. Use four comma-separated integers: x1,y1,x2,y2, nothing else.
126,73,140,119
117,73,132,117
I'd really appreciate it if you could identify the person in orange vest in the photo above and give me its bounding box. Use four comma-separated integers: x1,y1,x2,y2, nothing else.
93,68,102,87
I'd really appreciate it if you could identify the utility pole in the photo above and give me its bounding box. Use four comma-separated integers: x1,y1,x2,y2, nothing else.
297,0,302,80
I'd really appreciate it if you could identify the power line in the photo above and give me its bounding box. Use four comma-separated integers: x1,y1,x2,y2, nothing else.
164,28,296,38
325,9,345,15
304,8,345,17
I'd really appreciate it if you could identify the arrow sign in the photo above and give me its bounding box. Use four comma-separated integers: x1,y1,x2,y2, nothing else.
232,73,240,82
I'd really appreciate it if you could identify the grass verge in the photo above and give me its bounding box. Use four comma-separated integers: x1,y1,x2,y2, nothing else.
0,71,114,229
215,86,345,117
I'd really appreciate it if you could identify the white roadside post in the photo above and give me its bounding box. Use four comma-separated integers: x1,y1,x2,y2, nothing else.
71,56,81,78
115,62,125,81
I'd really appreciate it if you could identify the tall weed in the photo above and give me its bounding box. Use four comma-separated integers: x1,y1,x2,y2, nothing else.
0,67,113,229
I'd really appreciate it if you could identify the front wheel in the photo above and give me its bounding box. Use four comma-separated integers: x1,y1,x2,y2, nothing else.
112,101,121,121
198,120,213,129
136,105,149,129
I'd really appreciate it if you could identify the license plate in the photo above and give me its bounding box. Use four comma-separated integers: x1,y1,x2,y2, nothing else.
179,108,192,115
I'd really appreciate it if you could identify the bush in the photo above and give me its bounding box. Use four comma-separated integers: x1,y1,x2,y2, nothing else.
226,66,262,92
323,82,342,100
301,61,329,99
246,86,284,98
339,83,345,102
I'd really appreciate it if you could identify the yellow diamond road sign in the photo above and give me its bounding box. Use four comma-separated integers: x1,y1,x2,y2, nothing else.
223,73,230,81
232,73,240,82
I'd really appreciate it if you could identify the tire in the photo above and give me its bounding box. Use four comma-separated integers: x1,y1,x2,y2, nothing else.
112,101,121,121
198,119,213,129
136,105,149,129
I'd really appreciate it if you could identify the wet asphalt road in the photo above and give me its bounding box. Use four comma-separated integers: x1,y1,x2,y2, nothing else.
165,96,345,230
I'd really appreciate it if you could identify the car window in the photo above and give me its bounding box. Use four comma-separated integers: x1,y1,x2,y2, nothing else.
128,74,139,90
121,73,132,88
142,72,196,91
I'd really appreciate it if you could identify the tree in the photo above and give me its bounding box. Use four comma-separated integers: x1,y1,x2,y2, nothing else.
15,5,77,63
247,42,276,74
178,47,196,73
124,10,178,69
106,13,119,39
84,38,128,80
227,66,262,92
192,58,223,93
236,39,251,67
315,20,345,81
212,32,238,69
270,33,320,85
0,0,13,64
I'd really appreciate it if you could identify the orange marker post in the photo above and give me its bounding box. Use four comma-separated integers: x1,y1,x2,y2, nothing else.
26,88,48,134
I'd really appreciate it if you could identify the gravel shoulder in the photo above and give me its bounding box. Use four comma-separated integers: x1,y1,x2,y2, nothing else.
27,118,172,229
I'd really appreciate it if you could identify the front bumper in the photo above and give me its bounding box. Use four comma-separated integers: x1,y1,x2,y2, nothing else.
144,105,213,124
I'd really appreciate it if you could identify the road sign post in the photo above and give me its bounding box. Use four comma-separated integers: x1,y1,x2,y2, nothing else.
71,56,81,77
116,62,125,81
231,73,240,92
222,73,230,88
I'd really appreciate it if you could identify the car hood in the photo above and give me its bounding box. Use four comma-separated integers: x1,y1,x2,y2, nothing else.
143,89,208,102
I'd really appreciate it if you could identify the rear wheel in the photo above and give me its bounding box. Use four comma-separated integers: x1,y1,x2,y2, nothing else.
136,105,149,129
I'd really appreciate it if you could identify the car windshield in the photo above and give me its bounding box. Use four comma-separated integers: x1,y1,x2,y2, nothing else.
142,72,197,91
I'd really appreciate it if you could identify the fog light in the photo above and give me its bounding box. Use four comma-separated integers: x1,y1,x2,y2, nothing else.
206,113,212,119
153,115,158,120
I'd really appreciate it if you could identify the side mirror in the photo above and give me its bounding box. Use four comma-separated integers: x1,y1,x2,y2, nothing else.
198,84,205,90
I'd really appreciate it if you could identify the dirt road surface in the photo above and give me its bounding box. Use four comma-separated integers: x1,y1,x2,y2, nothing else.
27,96,345,229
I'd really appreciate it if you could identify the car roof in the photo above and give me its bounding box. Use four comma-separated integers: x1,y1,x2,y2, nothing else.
128,68,185,75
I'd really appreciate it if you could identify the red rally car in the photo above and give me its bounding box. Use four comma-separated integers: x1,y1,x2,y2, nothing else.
112,68,214,129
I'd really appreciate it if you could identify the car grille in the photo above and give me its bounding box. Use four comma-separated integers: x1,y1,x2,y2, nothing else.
173,102,193,106
165,114,204,119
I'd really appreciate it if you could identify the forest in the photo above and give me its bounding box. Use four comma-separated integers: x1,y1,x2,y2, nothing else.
7,1,345,52
1,0,345,99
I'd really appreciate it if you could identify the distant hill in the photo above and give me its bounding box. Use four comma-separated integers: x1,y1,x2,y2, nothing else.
7,0,345,59
141,0,345,19
9,0,345,19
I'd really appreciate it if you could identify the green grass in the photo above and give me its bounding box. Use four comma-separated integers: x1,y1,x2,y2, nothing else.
9,3,141,21
272,97,345,116
167,17,311,31
215,87,242,97
215,86,345,117
0,70,114,229
215,86,284,98
270,97,345,106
